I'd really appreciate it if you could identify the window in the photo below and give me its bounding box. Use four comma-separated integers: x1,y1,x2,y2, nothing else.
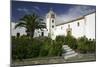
61,26,63,29
52,20,54,23
67,30,72,36
51,14,55,18
38,31,40,33
77,22,80,27
52,25,54,28
68,31,71,35
17,33,20,37
41,32,44,36
67,27,72,36
68,24,70,28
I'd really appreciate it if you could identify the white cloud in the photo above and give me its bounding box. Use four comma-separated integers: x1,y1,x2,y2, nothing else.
17,6,41,14
32,6,41,14
17,8,29,14
56,6,95,24
32,6,40,11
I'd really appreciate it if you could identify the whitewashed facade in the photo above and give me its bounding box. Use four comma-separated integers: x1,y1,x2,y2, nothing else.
45,9,56,40
11,9,96,40
45,9,96,40
55,12,96,39
11,22,26,36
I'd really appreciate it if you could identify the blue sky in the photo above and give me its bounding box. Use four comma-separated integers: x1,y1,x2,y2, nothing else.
11,1,96,24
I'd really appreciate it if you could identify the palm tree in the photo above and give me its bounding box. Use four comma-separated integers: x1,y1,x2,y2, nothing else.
15,12,46,37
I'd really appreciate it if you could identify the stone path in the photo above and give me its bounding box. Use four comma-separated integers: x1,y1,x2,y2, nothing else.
62,45,78,60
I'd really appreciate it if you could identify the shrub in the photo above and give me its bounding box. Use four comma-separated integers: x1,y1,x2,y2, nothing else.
66,35,78,50
12,36,63,61
77,36,96,53
39,37,51,57
12,37,42,60
48,41,62,56
12,35,96,61
56,36,66,44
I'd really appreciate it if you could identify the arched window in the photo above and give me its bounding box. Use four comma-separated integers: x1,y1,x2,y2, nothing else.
67,27,72,36
67,30,71,35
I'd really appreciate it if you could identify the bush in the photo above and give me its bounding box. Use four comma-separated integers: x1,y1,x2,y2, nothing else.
12,37,42,60
64,35,96,53
12,35,96,61
77,36,96,53
66,35,78,50
48,41,62,56
39,37,51,57
56,36,66,44
12,36,63,61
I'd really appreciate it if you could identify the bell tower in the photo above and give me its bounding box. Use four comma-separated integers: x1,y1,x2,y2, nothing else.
46,8,56,40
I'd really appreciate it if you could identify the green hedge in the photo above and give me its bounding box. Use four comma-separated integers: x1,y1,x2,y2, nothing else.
12,37,42,60
66,35,78,50
77,36,96,53
12,35,96,61
12,36,62,61
64,35,96,53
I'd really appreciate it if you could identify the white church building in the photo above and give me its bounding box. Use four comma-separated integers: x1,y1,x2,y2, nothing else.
12,9,96,40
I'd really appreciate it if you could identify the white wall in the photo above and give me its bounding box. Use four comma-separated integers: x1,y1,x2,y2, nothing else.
11,22,26,36
34,29,48,37
55,18,85,38
69,19,85,38
85,13,96,39
55,24,67,36
55,13,95,39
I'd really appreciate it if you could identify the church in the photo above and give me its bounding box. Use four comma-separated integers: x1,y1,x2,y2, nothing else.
34,9,96,40
12,9,96,40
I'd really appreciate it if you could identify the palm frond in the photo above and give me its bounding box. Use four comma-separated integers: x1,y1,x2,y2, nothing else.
15,12,46,37
15,22,26,29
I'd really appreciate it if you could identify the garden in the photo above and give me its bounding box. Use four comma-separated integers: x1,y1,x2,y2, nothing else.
12,34,96,61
